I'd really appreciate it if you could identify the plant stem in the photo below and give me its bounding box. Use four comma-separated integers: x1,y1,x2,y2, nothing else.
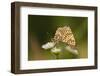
55,53,59,59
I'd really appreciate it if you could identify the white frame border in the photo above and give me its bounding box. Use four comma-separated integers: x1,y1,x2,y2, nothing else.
20,6,95,70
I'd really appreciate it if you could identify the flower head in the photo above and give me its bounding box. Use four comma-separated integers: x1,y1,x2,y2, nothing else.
42,42,55,50
65,46,78,55
51,47,61,54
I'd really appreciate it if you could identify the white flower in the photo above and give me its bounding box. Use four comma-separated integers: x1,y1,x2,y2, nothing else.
51,47,61,54
65,46,78,55
42,42,55,49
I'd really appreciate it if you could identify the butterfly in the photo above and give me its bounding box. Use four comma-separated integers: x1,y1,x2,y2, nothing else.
53,26,76,48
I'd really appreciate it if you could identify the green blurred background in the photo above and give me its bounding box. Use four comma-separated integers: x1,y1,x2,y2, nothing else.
28,15,88,60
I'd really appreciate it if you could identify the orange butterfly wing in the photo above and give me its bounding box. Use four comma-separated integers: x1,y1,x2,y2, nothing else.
53,26,76,47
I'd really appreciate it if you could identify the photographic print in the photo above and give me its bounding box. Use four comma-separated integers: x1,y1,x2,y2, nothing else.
11,2,97,74
28,15,88,60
